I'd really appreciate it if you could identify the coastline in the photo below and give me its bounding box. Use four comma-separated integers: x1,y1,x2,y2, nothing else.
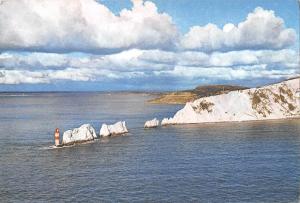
161,116,300,127
161,78,300,126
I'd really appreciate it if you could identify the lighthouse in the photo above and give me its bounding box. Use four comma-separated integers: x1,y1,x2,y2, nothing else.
54,128,60,146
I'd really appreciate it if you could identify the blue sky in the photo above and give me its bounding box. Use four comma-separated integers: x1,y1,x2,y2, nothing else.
101,0,299,34
0,0,299,91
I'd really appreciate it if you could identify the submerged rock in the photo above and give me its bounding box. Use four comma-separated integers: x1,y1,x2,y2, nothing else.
144,118,160,128
100,121,128,137
62,124,97,145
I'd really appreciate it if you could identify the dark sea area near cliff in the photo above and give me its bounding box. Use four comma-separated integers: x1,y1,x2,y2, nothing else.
0,92,299,202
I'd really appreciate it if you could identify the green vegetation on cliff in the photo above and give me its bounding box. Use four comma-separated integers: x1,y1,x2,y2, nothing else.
149,85,248,104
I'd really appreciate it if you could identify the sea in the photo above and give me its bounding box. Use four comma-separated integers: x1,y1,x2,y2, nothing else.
0,92,299,202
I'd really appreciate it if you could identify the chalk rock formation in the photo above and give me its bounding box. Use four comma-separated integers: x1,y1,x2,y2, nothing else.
162,78,300,125
161,118,173,126
100,121,128,137
62,124,97,145
144,118,160,128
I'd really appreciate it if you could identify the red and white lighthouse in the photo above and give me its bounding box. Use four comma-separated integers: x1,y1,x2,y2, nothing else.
54,128,60,146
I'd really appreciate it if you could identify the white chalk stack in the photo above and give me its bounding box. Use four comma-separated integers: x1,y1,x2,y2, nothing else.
62,124,97,145
100,121,128,137
161,118,173,126
144,118,160,128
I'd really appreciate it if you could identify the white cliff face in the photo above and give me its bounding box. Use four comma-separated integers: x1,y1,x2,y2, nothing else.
62,124,97,145
100,121,128,137
144,118,160,128
162,78,300,125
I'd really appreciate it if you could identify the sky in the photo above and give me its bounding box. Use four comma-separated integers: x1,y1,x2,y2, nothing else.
0,0,299,91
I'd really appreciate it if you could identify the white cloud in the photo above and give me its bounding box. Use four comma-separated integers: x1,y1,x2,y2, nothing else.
0,66,148,84
0,2,296,54
0,48,298,84
48,68,94,81
154,65,297,80
138,49,298,68
0,70,49,84
180,7,296,51
0,52,69,69
0,0,177,53
0,1,298,87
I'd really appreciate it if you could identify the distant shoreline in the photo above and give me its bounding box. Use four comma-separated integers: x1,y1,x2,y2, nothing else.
0,91,163,94
148,85,248,104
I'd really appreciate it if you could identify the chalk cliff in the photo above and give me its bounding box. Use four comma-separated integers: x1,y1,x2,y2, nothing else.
162,78,300,125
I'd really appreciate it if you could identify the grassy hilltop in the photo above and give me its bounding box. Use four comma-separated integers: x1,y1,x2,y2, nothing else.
148,85,248,104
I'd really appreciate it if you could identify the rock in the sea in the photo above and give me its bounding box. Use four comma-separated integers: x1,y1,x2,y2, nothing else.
62,124,97,145
99,124,110,137
144,118,160,128
162,78,300,125
100,121,128,137
161,118,173,126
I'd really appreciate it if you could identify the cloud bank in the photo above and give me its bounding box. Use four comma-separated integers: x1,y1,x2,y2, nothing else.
0,0,177,53
0,0,298,89
0,1,296,53
180,7,296,52
0,49,298,84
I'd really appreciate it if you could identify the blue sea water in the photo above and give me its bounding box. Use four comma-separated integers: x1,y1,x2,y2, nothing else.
0,93,299,202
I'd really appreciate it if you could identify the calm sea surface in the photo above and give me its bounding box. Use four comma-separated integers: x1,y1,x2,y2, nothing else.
0,93,299,202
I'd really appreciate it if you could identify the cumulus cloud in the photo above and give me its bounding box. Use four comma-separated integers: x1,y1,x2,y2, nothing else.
0,0,177,53
0,1,298,88
0,67,147,85
0,70,49,84
154,65,298,81
0,2,296,54
180,7,296,51
139,49,298,68
0,48,298,84
0,52,69,69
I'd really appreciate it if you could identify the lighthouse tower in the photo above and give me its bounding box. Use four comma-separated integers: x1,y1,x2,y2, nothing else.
54,128,60,146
